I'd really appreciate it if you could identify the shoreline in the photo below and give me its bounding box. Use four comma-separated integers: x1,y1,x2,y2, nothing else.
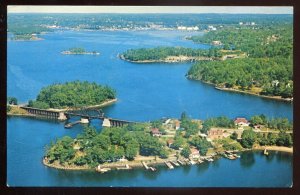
43,146,293,171
7,98,117,118
119,54,214,64
187,77,293,103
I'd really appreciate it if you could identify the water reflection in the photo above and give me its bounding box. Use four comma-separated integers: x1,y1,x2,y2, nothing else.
196,162,210,175
240,151,255,169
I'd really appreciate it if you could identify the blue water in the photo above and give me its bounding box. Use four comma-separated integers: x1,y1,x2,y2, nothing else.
7,30,293,187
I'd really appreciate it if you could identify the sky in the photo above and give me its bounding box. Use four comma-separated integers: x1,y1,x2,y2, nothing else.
7,6,293,14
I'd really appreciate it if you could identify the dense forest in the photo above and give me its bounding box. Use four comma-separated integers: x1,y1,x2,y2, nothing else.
188,24,292,58
121,47,230,62
187,57,293,98
187,24,293,98
28,81,116,109
45,124,169,168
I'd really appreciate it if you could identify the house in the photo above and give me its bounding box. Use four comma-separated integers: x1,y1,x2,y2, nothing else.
174,120,180,130
212,40,221,45
234,118,249,127
207,128,224,140
167,139,174,148
151,128,162,137
190,148,200,159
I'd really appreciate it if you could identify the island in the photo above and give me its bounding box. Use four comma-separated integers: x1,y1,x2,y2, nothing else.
186,24,293,101
120,46,245,63
61,47,100,55
43,112,292,172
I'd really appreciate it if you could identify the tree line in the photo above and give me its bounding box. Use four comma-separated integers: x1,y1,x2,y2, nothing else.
187,57,293,98
28,81,116,109
122,47,224,61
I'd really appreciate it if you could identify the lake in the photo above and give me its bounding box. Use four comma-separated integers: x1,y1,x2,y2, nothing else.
7,30,293,187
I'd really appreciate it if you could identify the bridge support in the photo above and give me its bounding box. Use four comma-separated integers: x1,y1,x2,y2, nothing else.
102,118,111,127
80,118,89,124
58,112,67,121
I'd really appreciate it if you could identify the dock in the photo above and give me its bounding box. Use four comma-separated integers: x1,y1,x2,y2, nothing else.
264,148,269,155
142,161,149,170
171,161,180,167
164,161,174,169
116,164,132,170
177,159,185,166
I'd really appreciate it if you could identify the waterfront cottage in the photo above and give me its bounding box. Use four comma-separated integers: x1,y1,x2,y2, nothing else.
151,128,162,137
234,118,249,127
207,128,224,140
190,148,200,159
174,120,180,130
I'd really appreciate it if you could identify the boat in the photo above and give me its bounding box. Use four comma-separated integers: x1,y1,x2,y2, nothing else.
149,167,156,172
206,157,214,162
233,154,240,158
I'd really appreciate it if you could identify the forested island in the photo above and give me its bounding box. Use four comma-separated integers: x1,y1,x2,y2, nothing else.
28,81,116,109
186,24,293,100
43,113,292,171
61,48,100,55
120,47,245,63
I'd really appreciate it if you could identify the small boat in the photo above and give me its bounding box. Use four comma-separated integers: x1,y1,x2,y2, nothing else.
64,123,72,128
233,154,240,158
206,158,214,162
149,167,156,172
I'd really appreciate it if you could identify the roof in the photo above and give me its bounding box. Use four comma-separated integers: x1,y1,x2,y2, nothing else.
151,128,160,134
167,139,174,144
234,118,248,124
190,148,200,154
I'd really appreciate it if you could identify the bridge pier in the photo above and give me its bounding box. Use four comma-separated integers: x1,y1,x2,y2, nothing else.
102,118,111,127
80,118,89,124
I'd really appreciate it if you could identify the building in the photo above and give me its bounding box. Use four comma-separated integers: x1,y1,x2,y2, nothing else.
207,128,224,140
151,128,162,137
212,40,222,45
167,139,174,148
190,148,200,159
174,120,180,130
234,118,249,127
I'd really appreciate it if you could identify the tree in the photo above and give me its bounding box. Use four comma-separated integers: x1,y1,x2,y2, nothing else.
230,132,238,140
7,105,11,112
241,130,257,148
172,135,185,149
277,132,293,147
7,97,18,105
250,115,264,126
190,137,211,156
181,146,191,158
267,133,278,145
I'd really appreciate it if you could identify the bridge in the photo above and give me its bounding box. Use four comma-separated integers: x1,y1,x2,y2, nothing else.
21,106,137,128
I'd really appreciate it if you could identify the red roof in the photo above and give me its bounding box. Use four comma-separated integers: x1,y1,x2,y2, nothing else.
190,148,199,154
151,128,160,134
234,118,248,124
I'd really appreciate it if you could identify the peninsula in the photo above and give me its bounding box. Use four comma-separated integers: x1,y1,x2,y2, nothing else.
61,47,100,55
43,113,293,172
120,47,245,63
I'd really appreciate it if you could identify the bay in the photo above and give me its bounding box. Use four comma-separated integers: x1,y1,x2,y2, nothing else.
7,30,293,187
